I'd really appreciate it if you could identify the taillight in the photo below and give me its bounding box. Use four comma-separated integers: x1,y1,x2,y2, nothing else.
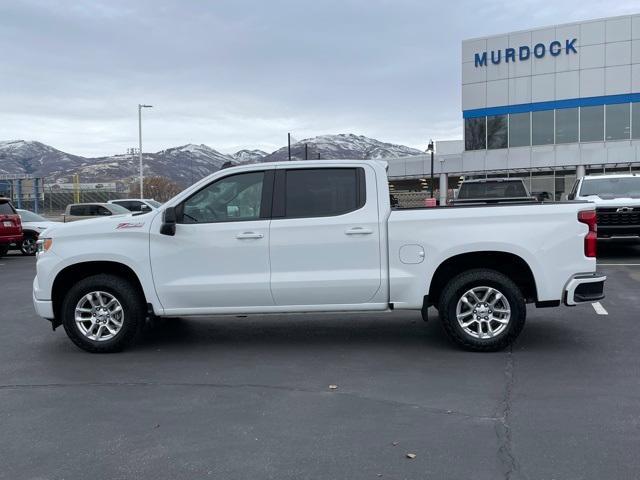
578,210,597,258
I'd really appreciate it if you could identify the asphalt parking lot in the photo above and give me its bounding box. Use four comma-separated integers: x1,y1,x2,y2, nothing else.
1,244,640,480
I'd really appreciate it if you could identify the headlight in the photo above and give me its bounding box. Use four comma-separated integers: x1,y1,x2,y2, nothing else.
36,238,53,254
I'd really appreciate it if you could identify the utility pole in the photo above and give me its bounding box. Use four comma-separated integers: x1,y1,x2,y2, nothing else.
288,133,291,161
138,104,153,198
427,139,435,199
304,143,308,160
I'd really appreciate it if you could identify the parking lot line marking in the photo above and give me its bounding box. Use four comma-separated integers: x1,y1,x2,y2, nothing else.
592,302,608,315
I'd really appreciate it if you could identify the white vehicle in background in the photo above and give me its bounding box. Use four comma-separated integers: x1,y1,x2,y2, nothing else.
569,174,640,239
63,202,130,222
33,160,605,353
108,198,162,213
16,210,59,255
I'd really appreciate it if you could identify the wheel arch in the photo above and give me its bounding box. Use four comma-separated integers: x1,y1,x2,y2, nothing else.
51,261,147,323
427,251,538,307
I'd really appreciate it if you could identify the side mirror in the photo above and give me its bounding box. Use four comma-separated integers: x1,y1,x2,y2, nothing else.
160,207,177,236
140,204,151,212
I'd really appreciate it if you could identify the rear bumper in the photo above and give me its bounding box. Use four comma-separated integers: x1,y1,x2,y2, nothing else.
0,234,23,244
564,273,606,306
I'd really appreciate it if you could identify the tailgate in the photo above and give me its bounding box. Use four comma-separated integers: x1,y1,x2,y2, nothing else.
0,214,22,236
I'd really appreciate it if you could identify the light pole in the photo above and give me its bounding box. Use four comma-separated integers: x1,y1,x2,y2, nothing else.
427,139,435,198
138,104,153,198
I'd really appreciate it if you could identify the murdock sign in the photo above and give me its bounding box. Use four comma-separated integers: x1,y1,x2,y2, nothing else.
474,39,577,67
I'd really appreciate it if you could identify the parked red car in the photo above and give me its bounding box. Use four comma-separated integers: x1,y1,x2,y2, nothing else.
0,198,22,258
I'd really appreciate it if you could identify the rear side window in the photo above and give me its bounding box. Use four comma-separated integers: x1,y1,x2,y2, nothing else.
0,202,15,215
69,205,87,216
275,168,366,218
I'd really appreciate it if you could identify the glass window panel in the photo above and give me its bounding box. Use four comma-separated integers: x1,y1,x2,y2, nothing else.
606,103,631,141
465,117,486,150
487,115,508,149
508,113,530,147
555,108,578,144
181,171,264,223
580,105,604,142
633,103,640,140
532,110,554,145
285,168,358,218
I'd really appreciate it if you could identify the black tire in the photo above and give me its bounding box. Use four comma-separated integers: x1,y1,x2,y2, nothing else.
20,232,38,256
61,274,145,353
438,269,526,352
0,245,8,258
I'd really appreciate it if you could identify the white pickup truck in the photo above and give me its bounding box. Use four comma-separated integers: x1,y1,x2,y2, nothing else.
569,173,640,239
33,160,605,353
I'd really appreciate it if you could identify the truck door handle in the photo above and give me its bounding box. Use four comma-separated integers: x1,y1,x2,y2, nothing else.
236,232,264,239
345,227,373,235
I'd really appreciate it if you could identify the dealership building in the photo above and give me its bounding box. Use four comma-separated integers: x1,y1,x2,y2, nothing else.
388,14,640,203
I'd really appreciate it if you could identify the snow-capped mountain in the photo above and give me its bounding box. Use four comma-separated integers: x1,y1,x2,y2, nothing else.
0,140,85,176
261,134,423,162
0,134,423,186
232,149,268,164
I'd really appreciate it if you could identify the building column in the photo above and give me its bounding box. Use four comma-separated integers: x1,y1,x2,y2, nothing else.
33,177,39,213
439,173,448,206
576,165,586,180
15,179,22,209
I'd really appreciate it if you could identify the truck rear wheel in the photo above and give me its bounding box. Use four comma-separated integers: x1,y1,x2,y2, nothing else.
61,274,145,353
438,269,526,352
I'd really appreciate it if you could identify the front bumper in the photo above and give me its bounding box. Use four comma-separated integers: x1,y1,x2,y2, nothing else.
564,273,606,306
32,276,54,319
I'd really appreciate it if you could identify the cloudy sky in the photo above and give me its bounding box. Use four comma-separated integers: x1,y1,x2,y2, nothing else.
1,0,638,157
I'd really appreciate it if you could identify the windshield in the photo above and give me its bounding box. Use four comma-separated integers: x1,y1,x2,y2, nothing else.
147,200,162,208
18,210,47,222
580,177,640,198
458,181,527,199
109,204,131,214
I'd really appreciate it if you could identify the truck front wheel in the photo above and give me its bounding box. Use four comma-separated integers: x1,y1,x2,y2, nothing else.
61,274,145,353
438,269,526,352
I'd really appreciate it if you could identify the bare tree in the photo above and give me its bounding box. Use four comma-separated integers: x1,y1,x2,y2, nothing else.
129,176,182,202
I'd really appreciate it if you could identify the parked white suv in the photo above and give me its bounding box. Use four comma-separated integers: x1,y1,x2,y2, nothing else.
33,160,605,353
569,174,640,239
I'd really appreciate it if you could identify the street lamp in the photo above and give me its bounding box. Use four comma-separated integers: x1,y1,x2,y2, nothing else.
426,139,435,198
138,104,153,198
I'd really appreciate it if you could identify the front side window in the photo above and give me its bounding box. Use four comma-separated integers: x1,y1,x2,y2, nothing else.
180,171,264,224
283,168,362,218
